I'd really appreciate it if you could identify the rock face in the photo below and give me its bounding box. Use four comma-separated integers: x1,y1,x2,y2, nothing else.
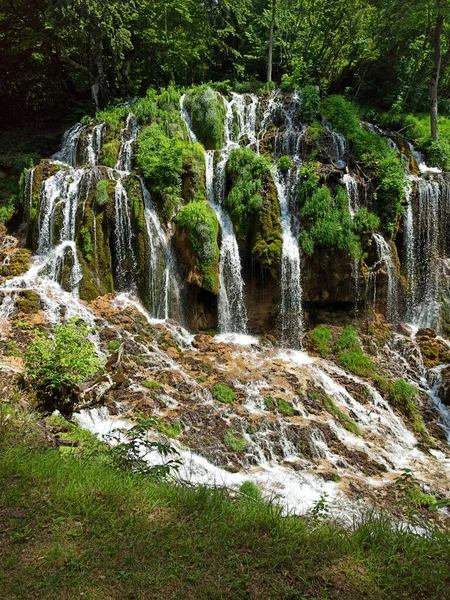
416,328,450,368
439,366,450,406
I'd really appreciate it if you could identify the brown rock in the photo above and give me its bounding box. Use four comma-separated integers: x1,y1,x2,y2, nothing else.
439,366,450,407
416,328,437,340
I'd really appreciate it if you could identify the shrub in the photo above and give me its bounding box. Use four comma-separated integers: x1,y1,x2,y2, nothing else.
239,481,262,501
137,124,184,192
309,325,332,356
95,179,111,207
95,106,128,135
301,85,321,124
224,430,247,452
176,201,220,293
183,86,225,150
133,97,158,124
425,139,450,170
213,383,236,404
226,148,271,238
338,350,375,377
277,398,294,416
108,340,121,352
334,326,360,352
277,155,292,173
99,140,121,168
322,95,360,139
24,320,101,408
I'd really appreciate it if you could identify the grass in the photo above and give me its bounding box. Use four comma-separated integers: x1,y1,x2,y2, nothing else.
0,405,450,599
324,396,361,436
338,350,375,377
213,383,236,404
223,429,247,452
309,325,332,356
277,398,294,417
142,380,162,390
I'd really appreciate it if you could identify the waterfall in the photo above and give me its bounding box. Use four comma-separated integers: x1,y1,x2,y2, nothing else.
113,179,136,289
342,174,359,218
53,123,86,166
86,123,105,166
372,233,400,323
404,175,450,328
205,151,248,333
116,113,139,172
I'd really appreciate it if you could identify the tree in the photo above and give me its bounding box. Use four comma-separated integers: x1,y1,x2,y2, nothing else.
430,8,444,140
267,0,277,82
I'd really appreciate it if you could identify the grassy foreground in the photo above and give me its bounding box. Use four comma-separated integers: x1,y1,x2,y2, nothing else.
0,408,449,600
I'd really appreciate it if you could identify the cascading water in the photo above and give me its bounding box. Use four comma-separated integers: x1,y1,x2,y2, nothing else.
372,233,400,323
116,114,139,172
403,175,450,328
342,173,360,218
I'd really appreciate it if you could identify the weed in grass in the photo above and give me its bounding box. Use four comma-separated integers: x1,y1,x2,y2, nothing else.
213,383,236,403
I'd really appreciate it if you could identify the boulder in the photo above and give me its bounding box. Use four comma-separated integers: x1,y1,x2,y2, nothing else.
439,366,450,407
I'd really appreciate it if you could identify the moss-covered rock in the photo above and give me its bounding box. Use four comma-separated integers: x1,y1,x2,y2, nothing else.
99,140,120,168
1,248,31,279
183,86,225,150
250,174,282,277
15,290,40,314
175,201,220,294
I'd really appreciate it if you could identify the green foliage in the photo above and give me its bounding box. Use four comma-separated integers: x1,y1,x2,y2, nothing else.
142,380,162,390
106,417,181,479
4,340,21,357
226,148,271,238
137,124,184,193
224,430,247,452
182,143,206,196
79,226,92,263
95,106,128,136
310,492,330,521
277,155,292,173
108,340,121,352
323,396,361,436
239,481,262,501
277,398,294,417
309,325,332,356
99,140,121,168
264,397,275,410
387,379,426,434
95,180,111,207
334,326,360,352
24,320,101,399
213,384,236,404
426,139,450,170
338,351,375,377
300,182,361,258
132,97,158,125
323,95,405,233
183,86,225,150
153,419,182,439
353,207,380,233
301,85,321,124
176,201,220,293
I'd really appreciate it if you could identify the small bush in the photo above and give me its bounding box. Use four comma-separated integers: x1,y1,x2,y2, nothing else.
224,430,247,452
277,398,294,417
309,325,332,356
338,350,375,377
133,97,158,124
183,86,225,149
239,481,262,501
301,85,321,124
213,383,236,404
108,340,121,352
277,155,292,173
99,140,121,168
137,124,184,193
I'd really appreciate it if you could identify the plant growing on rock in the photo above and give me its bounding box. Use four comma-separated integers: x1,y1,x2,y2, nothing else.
24,319,101,414
224,430,247,452
277,155,292,173
183,85,225,149
277,398,294,416
309,325,332,356
213,383,236,404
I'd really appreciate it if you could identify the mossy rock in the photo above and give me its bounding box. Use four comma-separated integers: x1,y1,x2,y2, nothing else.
1,248,31,278
16,290,40,314
183,86,225,150
251,174,282,277
99,140,120,168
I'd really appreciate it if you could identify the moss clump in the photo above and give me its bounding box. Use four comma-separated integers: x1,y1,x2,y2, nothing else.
239,481,262,501
176,201,220,293
99,140,120,168
79,226,92,263
308,325,332,356
277,398,294,416
15,290,39,314
334,327,375,377
224,430,247,452
264,397,275,410
183,86,225,150
143,380,162,390
1,248,31,278
323,396,361,436
95,179,113,207
213,383,236,404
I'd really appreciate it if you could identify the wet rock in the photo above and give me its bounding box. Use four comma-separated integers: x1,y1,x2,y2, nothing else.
439,366,450,406
417,328,437,340
416,332,450,369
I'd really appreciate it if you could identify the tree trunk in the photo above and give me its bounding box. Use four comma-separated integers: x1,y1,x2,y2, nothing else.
430,12,444,141
267,0,276,83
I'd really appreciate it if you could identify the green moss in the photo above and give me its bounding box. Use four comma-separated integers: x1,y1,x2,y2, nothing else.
213,384,236,404
309,325,332,356
277,155,292,173
277,398,294,417
323,396,361,436
95,180,112,207
334,326,360,352
108,340,121,352
251,174,282,276
153,419,182,439
183,86,225,150
1,248,31,278
239,481,262,501
143,380,162,390
79,226,92,263
338,351,375,377
264,397,275,410
99,140,121,168
224,430,247,452
15,290,39,314
176,201,220,294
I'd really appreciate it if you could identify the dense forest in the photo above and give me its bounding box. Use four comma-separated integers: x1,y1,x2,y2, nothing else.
1,0,449,124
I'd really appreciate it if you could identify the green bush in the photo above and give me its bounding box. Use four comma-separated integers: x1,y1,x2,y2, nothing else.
224,430,247,452
176,201,220,293
95,106,129,135
322,95,360,139
99,140,121,168
137,124,184,192
213,383,236,404
277,398,294,417
301,85,321,124
309,325,332,356
226,148,271,238
239,481,262,501
183,86,225,149
95,179,111,207
24,320,101,405
338,351,375,377
133,96,158,124
425,139,450,170
108,340,121,352
277,155,292,173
